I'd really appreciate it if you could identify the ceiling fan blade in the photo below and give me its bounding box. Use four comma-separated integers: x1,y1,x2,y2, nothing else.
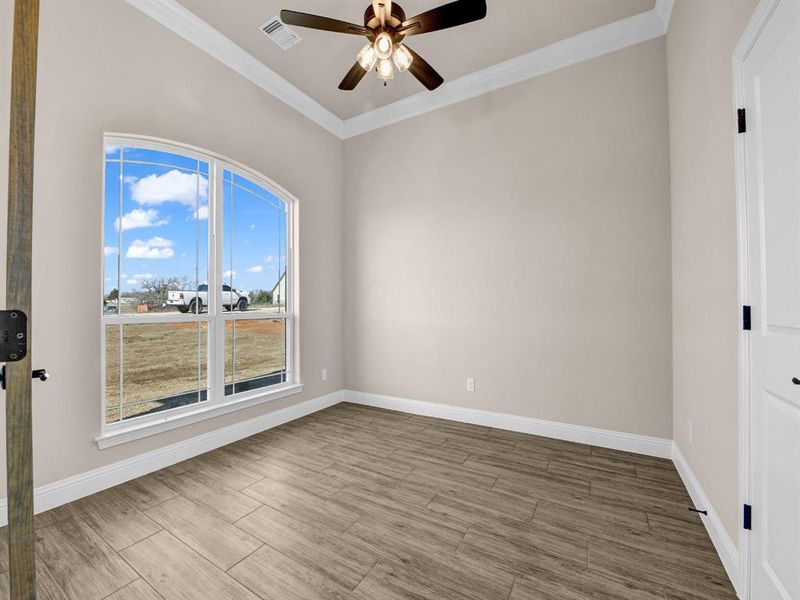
280,10,369,36
405,46,444,90
399,0,487,36
339,62,368,90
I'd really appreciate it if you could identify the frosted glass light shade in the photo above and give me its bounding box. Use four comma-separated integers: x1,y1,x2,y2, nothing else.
392,44,413,72
374,32,393,60
357,43,377,71
377,58,394,80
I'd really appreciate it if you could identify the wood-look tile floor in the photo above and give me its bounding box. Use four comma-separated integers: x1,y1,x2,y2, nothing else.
0,403,736,600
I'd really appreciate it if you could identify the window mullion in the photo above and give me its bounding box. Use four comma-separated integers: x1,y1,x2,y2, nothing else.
211,160,225,405
287,207,294,385
117,147,124,422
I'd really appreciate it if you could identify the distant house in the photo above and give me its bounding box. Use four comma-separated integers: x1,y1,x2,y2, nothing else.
271,272,286,307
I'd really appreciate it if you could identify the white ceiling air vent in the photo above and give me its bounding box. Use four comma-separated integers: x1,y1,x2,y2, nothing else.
259,17,301,50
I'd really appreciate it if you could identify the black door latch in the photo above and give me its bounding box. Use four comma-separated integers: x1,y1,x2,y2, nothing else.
0,310,27,362
0,365,49,390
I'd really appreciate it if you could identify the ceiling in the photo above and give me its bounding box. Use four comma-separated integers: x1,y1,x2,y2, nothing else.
176,0,655,121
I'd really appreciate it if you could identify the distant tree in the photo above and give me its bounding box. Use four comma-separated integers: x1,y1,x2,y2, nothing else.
134,276,190,309
250,289,272,305
106,288,118,301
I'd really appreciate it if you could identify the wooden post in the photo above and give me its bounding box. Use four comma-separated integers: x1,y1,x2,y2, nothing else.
6,1,40,599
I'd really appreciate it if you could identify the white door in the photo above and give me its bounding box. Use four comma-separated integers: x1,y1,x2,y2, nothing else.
743,1,800,598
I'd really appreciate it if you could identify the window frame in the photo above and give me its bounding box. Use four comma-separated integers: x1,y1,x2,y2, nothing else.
98,134,300,448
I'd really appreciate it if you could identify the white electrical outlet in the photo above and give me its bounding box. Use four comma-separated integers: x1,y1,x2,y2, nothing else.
688,420,693,444
321,368,328,382
466,377,475,392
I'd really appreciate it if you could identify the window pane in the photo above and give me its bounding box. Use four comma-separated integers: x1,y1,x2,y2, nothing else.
105,144,122,160
276,208,287,310
122,146,198,171
103,160,121,315
105,322,208,423
224,319,286,395
105,325,121,422
115,148,209,315
225,319,234,389
223,170,287,314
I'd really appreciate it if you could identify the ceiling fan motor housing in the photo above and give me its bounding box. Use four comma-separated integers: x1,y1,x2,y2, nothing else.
364,3,407,38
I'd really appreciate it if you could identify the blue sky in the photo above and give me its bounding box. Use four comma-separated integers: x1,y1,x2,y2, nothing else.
104,145,286,297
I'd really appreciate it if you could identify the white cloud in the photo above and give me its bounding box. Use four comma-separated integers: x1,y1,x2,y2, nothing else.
224,270,236,278
264,255,278,263
246,265,264,273
104,144,120,156
103,246,118,256
194,205,209,220
130,170,208,207
126,273,155,287
115,208,169,232
250,224,256,230
126,237,175,259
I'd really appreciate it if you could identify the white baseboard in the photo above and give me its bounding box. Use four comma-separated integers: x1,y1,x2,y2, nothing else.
343,389,672,458
671,442,740,597
0,390,343,526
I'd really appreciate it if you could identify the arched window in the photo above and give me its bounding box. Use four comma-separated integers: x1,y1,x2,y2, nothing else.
100,135,296,443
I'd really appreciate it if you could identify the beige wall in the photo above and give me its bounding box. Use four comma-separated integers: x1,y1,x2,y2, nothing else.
667,0,757,543
343,38,673,439
0,0,344,495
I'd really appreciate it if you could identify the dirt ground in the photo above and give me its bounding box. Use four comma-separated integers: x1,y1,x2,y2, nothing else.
105,319,285,422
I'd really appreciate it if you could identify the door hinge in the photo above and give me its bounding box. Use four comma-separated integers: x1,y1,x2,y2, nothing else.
743,504,752,530
742,305,751,330
737,108,747,133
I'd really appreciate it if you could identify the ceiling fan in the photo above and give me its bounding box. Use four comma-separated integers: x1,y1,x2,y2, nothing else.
280,0,487,91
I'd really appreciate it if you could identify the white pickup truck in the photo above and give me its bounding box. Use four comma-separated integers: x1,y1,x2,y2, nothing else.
167,284,250,313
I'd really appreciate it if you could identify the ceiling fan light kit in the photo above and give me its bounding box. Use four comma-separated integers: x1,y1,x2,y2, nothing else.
280,0,487,92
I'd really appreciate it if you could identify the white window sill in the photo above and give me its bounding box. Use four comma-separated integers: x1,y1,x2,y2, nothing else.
95,383,304,449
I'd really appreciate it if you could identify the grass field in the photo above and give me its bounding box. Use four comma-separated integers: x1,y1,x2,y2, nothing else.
105,319,285,422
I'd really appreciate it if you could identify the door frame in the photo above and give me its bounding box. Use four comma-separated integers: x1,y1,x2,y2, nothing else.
732,0,783,597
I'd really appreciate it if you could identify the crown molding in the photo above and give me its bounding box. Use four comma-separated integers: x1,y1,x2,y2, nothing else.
125,0,344,138
654,0,675,32
126,0,671,141
732,0,779,61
